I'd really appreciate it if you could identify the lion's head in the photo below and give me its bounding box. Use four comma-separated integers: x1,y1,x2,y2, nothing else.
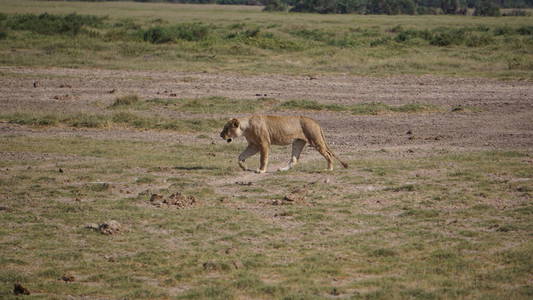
220,118,242,143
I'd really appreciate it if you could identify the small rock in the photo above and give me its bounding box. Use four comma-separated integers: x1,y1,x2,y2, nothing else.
235,181,252,186
33,81,39,88
150,194,163,204
232,260,244,269
59,84,72,88
59,168,64,173
98,220,121,235
61,275,75,282
108,89,116,94
13,283,30,295
202,262,218,271
169,93,177,97
85,223,99,231
406,130,413,135
407,149,414,153
283,188,307,203
451,106,463,112
330,288,340,296
324,178,331,184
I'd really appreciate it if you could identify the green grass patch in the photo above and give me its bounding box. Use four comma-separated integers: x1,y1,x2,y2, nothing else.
279,99,439,115
1,112,223,133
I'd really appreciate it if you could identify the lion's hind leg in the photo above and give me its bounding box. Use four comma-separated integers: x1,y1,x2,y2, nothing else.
279,139,306,171
316,143,334,171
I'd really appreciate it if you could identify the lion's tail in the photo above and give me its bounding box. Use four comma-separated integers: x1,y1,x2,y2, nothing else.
319,127,349,169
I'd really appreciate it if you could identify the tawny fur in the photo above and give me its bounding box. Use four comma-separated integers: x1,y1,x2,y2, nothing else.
220,115,348,173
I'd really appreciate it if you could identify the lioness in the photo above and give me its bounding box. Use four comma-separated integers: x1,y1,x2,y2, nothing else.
220,115,348,173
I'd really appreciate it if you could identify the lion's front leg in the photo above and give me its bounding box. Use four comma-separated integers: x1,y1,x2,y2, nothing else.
238,145,259,172
257,144,269,174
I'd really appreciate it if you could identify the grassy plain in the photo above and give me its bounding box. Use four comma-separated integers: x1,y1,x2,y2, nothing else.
1,134,531,299
0,0,532,79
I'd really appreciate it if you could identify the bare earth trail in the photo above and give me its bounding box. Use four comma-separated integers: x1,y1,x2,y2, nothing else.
1,66,532,191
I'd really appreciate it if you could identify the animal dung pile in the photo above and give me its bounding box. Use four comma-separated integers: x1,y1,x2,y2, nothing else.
272,187,308,205
150,192,197,209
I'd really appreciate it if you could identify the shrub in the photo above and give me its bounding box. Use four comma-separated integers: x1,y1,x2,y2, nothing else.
111,94,140,107
473,0,501,16
263,0,288,12
502,9,531,17
517,26,533,35
6,13,104,35
143,23,209,44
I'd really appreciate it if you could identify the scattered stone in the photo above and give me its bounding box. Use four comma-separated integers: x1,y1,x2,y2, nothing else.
169,93,177,97
97,220,121,235
407,149,414,153
274,211,291,217
0,206,8,211
149,193,164,204
406,129,413,135
235,181,252,186
108,89,116,94
33,81,39,88
59,84,72,88
150,192,197,209
59,168,64,173
104,255,116,262
61,275,75,282
308,76,318,80
53,94,71,101
283,188,307,203
271,199,283,205
202,262,218,271
330,288,340,296
13,283,30,295
85,223,100,231
446,219,458,225
451,106,464,112
165,192,196,208
324,178,331,184
232,260,244,269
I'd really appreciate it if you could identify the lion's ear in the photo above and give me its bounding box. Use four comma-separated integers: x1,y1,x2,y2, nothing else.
231,119,239,128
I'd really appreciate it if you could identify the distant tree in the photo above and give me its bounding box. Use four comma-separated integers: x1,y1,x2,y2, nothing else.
441,0,459,13
263,0,288,11
474,0,501,15
290,0,337,13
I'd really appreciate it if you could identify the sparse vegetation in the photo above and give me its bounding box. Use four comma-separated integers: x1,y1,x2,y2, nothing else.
1,112,223,133
0,1,531,79
279,99,439,114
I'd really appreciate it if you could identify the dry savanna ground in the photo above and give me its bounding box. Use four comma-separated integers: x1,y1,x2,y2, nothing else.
1,1,533,299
